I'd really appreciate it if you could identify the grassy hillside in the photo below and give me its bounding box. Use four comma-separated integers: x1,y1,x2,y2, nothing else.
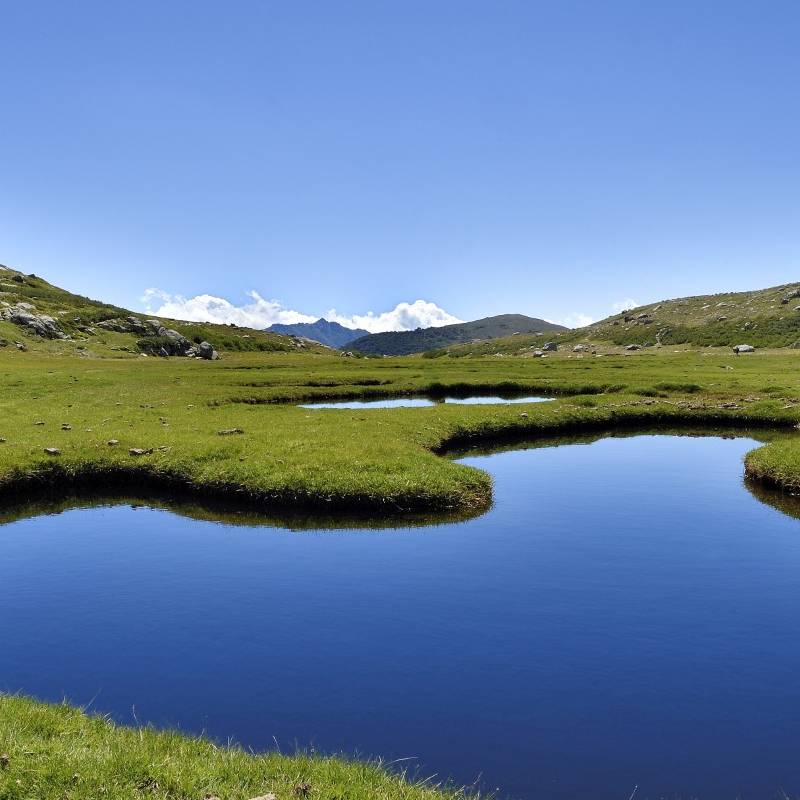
0,695,466,800
350,314,567,356
441,282,800,356
0,265,325,358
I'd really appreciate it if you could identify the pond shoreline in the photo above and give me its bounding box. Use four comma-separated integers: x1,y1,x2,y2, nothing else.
2,408,799,522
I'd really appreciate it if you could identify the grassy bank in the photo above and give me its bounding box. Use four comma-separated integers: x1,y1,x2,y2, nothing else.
0,695,465,800
3,349,800,515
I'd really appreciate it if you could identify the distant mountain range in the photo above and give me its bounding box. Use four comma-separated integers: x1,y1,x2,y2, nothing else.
349,314,567,356
266,319,369,348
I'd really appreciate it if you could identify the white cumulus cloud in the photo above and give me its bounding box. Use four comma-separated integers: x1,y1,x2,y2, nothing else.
326,300,462,333
555,312,595,329
141,289,462,333
141,289,317,328
612,298,639,313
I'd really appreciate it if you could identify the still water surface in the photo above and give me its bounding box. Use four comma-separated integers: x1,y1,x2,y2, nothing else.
4,434,800,799
300,394,552,409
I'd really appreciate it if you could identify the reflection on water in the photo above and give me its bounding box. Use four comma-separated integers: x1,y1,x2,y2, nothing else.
3,432,800,800
300,394,553,409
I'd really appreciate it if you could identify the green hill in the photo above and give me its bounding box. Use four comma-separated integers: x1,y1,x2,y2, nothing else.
350,314,567,356
0,265,325,358
442,282,800,356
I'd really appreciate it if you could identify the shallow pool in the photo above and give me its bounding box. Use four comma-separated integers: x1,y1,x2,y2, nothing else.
300,394,552,409
3,434,800,799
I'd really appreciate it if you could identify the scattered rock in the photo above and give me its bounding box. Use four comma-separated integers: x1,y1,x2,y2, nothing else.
248,795,277,800
197,341,219,360
572,344,588,352
218,428,245,436
531,349,544,357
14,341,27,351
542,341,558,352
0,753,8,768
43,447,61,456
61,423,72,431
624,344,641,351
34,420,45,425
732,344,755,354
0,438,6,443
129,448,154,456
107,439,120,446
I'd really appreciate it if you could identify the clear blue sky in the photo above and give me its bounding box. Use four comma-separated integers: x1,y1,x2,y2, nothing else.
2,1,799,328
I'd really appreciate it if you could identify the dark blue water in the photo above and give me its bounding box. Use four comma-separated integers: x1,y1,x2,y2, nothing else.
4,434,800,799
300,395,552,409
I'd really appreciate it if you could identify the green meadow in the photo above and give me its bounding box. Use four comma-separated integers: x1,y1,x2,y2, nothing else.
2,346,800,516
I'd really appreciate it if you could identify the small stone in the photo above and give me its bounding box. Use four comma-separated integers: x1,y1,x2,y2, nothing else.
0,753,9,768
107,439,120,446
129,448,154,456
0,438,6,443
34,420,45,425
61,423,72,431
44,447,61,456
218,428,244,436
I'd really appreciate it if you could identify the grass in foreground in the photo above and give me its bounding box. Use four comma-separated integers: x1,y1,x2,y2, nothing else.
0,695,467,800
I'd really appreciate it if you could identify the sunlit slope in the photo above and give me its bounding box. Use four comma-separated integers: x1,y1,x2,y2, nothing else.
0,265,326,358
443,282,800,356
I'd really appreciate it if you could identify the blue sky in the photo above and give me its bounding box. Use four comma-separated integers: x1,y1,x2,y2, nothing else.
2,1,799,330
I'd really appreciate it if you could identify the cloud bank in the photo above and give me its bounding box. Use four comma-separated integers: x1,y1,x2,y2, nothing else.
612,297,640,313
326,300,462,333
141,289,462,333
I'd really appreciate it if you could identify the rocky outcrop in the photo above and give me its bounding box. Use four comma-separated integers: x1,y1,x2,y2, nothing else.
96,316,150,334
1,303,68,339
136,323,218,359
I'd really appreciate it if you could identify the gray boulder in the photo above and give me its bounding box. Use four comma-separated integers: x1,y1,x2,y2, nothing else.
3,305,67,339
198,341,218,360
542,342,558,352
733,344,755,353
